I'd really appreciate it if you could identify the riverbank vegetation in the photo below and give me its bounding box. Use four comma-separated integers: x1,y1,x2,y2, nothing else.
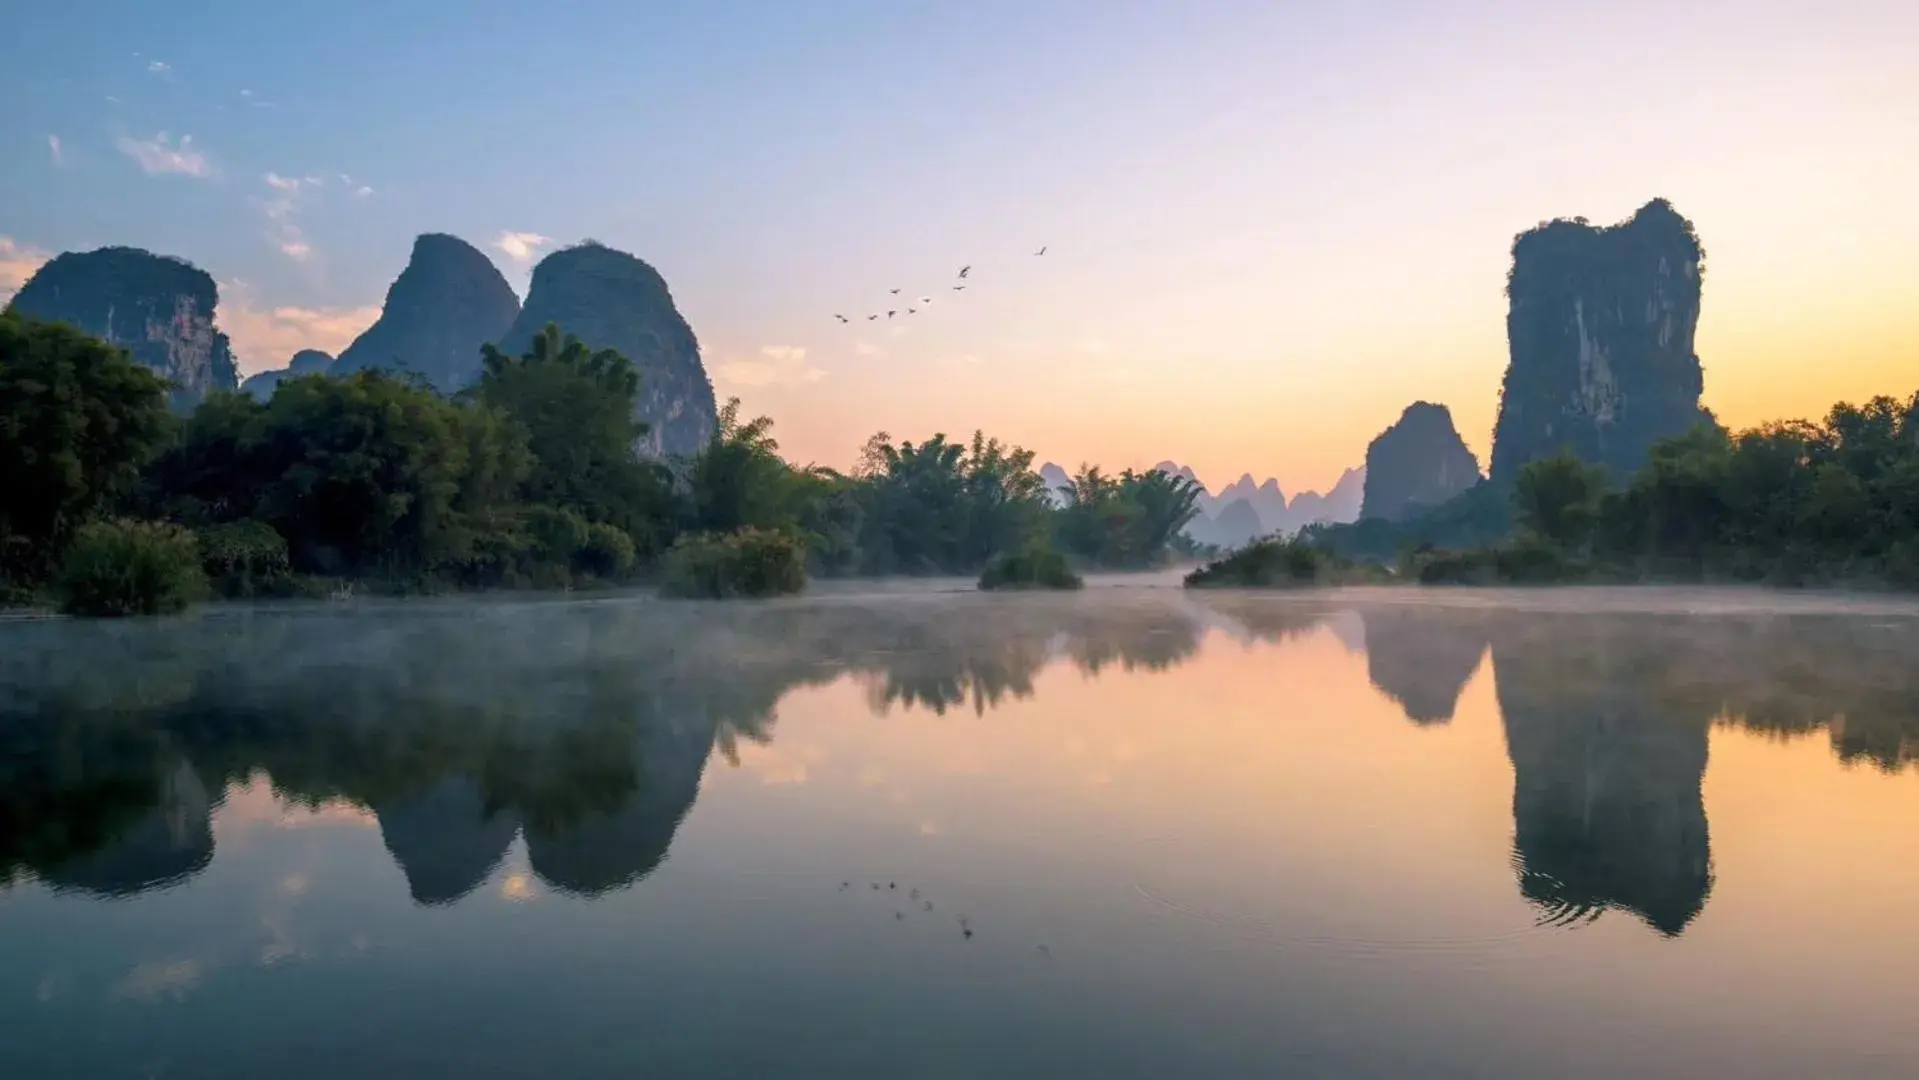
1288,395,1919,590
0,313,1205,613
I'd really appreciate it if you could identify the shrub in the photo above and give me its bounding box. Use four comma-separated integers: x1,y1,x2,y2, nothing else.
1184,537,1330,588
578,522,638,580
978,549,1082,591
57,519,207,617
1404,546,1499,585
196,520,291,597
520,504,591,587
657,528,807,599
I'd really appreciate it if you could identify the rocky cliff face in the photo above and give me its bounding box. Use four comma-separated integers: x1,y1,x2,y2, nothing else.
499,241,718,457
1490,198,1707,482
1360,402,1482,522
333,233,521,393
6,246,239,408
240,348,334,401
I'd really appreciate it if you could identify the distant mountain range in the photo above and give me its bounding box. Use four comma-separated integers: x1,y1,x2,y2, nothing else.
1036,459,1364,548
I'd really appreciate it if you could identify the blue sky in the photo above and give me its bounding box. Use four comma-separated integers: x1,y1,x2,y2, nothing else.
4,0,1916,492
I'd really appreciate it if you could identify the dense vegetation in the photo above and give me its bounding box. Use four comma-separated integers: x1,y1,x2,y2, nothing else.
1289,392,1919,589
0,314,1208,614
1183,536,1381,588
978,548,1082,591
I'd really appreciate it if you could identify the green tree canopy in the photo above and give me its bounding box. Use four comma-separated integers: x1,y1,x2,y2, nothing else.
0,311,172,582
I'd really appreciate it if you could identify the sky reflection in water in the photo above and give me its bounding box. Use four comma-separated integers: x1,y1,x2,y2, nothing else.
2,587,1918,1079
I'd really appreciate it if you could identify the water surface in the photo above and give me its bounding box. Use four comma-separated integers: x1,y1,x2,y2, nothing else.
4,586,1918,1078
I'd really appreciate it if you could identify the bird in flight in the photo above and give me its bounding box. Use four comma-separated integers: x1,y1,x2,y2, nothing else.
907,308,917,315
867,314,879,321
1034,246,1047,256
952,285,966,291
833,314,849,323
890,288,901,294
887,310,896,318
919,296,933,304
958,265,971,279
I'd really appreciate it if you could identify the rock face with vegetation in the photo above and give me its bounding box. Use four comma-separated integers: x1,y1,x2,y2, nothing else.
333,233,520,393
499,241,717,457
1360,402,1481,522
6,247,238,408
1490,198,1707,483
240,348,334,401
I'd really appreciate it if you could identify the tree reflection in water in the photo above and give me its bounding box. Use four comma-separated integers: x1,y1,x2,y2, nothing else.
1,592,1913,936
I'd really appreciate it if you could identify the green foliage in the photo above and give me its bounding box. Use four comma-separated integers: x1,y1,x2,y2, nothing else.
196,520,290,596
657,528,807,600
153,373,529,577
57,519,206,617
1185,537,1355,588
1309,480,1513,562
524,504,591,567
853,430,1050,575
1054,466,1203,568
0,312,172,584
579,522,638,579
686,397,804,533
1513,451,1610,550
978,548,1083,591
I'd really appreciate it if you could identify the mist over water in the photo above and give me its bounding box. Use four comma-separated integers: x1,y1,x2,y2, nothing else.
3,586,1918,1078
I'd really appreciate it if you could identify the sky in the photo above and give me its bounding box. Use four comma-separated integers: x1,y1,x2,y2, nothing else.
2,0,1916,495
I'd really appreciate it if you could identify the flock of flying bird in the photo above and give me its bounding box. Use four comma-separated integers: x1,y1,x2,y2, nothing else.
833,246,1047,324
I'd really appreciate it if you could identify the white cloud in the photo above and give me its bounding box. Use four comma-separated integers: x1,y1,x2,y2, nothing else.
352,185,373,198
217,279,381,375
240,88,252,97
0,236,53,304
117,132,212,178
47,135,63,167
712,345,825,391
259,173,335,262
146,60,172,77
493,231,551,263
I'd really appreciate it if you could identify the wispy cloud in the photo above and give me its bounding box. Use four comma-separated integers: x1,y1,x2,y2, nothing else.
854,341,885,358
713,345,825,390
146,60,172,78
492,231,551,263
259,173,325,262
0,236,53,304
218,279,381,375
337,173,373,198
117,132,212,178
47,135,63,167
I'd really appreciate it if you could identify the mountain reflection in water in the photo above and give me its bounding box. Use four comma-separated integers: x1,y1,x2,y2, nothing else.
3,589,1915,936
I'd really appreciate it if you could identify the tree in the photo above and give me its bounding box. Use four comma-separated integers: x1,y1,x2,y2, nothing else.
0,312,172,582
685,397,800,534
1055,466,1203,567
475,322,673,545
1512,452,1609,552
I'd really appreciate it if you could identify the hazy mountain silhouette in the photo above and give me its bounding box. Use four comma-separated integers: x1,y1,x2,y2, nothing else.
333,233,521,393
1360,403,1481,522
